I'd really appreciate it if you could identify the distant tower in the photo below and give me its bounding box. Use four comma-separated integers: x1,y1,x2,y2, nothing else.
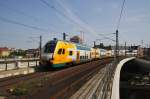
80,31,84,44
63,32,66,40
141,40,144,48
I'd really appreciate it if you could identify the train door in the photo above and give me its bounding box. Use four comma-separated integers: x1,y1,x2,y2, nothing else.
76,51,80,63
61,48,66,60
57,48,63,61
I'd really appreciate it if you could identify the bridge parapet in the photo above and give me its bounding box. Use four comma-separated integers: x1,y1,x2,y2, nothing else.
111,57,135,99
70,57,135,99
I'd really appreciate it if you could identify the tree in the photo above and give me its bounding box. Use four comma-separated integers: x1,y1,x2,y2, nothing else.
99,43,104,48
9,50,26,58
108,45,112,50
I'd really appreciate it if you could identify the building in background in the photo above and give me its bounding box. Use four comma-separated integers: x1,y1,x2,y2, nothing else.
70,36,82,43
94,43,143,57
8,48,26,58
137,46,144,57
25,48,39,58
0,47,10,58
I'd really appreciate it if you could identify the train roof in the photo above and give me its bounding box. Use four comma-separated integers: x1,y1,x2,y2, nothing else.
47,39,91,50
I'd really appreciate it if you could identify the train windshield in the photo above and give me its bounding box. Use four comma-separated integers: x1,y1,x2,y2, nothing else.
44,41,57,53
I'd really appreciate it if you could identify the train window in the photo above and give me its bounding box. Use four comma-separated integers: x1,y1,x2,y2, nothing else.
80,56,82,59
44,41,56,53
69,51,73,56
62,49,65,54
58,49,62,54
82,56,84,59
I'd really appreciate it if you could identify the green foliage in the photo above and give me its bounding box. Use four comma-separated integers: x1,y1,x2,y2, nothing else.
99,43,104,48
11,87,28,96
95,43,112,50
107,45,112,50
9,50,26,58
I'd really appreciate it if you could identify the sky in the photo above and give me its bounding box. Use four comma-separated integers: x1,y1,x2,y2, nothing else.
0,0,150,49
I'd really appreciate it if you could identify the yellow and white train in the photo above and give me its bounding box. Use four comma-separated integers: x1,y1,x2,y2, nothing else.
40,39,111,68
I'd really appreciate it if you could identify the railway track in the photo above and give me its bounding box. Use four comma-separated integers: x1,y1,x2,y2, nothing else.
0,67,57,97
27,58,113,99
0,57,114,99
50,58,113,99
0,72,50,88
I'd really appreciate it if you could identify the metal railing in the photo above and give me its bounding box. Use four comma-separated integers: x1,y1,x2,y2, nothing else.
0,58,39,71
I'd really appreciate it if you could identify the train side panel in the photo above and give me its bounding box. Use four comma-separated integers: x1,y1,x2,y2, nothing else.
100,49,107,58
76,44,91,63
52,41,77,67
91,48,101,60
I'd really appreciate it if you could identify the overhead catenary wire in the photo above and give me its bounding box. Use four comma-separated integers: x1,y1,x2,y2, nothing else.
40,0,76,25
39,0,98,38
0,3,56,31
0,4,39,22
115,0,126,54
1,0,93,41
39,0,76,26
40,0,82,36
40,0,96,43
98,33,116,42
99,33,115,36
99,35,116,42
97,0,126,45
0,16,48,32
116,0,126,30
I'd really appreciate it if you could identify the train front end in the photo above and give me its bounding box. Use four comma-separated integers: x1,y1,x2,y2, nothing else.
40,40,57,67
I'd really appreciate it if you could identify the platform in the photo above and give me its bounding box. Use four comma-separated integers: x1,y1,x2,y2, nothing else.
0,67,35,78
